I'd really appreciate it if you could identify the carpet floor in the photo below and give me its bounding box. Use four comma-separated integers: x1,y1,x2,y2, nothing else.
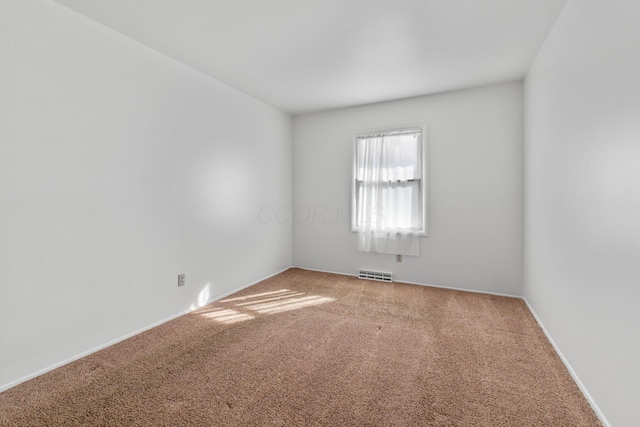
0,268,601,426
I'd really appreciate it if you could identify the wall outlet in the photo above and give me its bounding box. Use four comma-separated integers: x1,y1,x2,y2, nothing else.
396,255,402,263
178,274,185,287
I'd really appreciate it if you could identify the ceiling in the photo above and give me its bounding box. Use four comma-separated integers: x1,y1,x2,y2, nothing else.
53,0,567,115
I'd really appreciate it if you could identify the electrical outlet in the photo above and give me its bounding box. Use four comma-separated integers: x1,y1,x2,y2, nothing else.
396,255,402,263
178,274,185,287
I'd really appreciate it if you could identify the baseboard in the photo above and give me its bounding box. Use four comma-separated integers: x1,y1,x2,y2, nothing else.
0,266,292,394
298,267,608,425
295,266,358,278
295,266,522,299
0,309,191,394
523,299,611,427
3,266,608,427
399,278,522,299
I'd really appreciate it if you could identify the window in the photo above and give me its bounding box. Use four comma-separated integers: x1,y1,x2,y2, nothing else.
351,126,427,255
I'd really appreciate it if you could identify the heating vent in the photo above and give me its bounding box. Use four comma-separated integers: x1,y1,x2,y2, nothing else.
358,270,392,283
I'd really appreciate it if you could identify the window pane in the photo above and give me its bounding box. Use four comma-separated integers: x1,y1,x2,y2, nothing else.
356,133,420,182
380,181,421,230
381,134,420,181
353,128,425,235
356,181,421,231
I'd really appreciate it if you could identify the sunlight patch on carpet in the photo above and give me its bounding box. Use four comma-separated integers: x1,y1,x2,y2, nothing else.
236,292,305,306
220,289,292,303
245,295,335,312
201,309,255,324
201,288,336,323
253,296,336,314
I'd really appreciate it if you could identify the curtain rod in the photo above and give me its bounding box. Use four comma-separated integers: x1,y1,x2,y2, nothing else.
357,129,421,139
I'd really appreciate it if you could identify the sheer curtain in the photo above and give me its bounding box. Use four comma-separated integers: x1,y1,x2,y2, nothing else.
356,132,422,256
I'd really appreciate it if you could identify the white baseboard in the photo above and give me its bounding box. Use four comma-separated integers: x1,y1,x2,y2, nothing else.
0,266,291,394
398,278,521,299
298,266,608,426
296,266,521,299
295,266,358,278
523,299,610,427
0,310,190,394
2,266,609,427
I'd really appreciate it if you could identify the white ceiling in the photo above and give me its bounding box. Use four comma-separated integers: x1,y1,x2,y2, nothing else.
53,0,567,115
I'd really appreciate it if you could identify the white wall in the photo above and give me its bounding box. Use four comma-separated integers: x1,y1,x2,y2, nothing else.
0,0,291,390
524,1,640,425
293,82,523,295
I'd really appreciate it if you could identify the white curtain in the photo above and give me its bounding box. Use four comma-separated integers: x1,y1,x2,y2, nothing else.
356,132,422,256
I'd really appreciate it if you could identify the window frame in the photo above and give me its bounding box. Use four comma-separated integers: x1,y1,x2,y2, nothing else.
351,124,428,236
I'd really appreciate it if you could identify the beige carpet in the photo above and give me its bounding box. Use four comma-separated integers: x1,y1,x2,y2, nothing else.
0,268,601,426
